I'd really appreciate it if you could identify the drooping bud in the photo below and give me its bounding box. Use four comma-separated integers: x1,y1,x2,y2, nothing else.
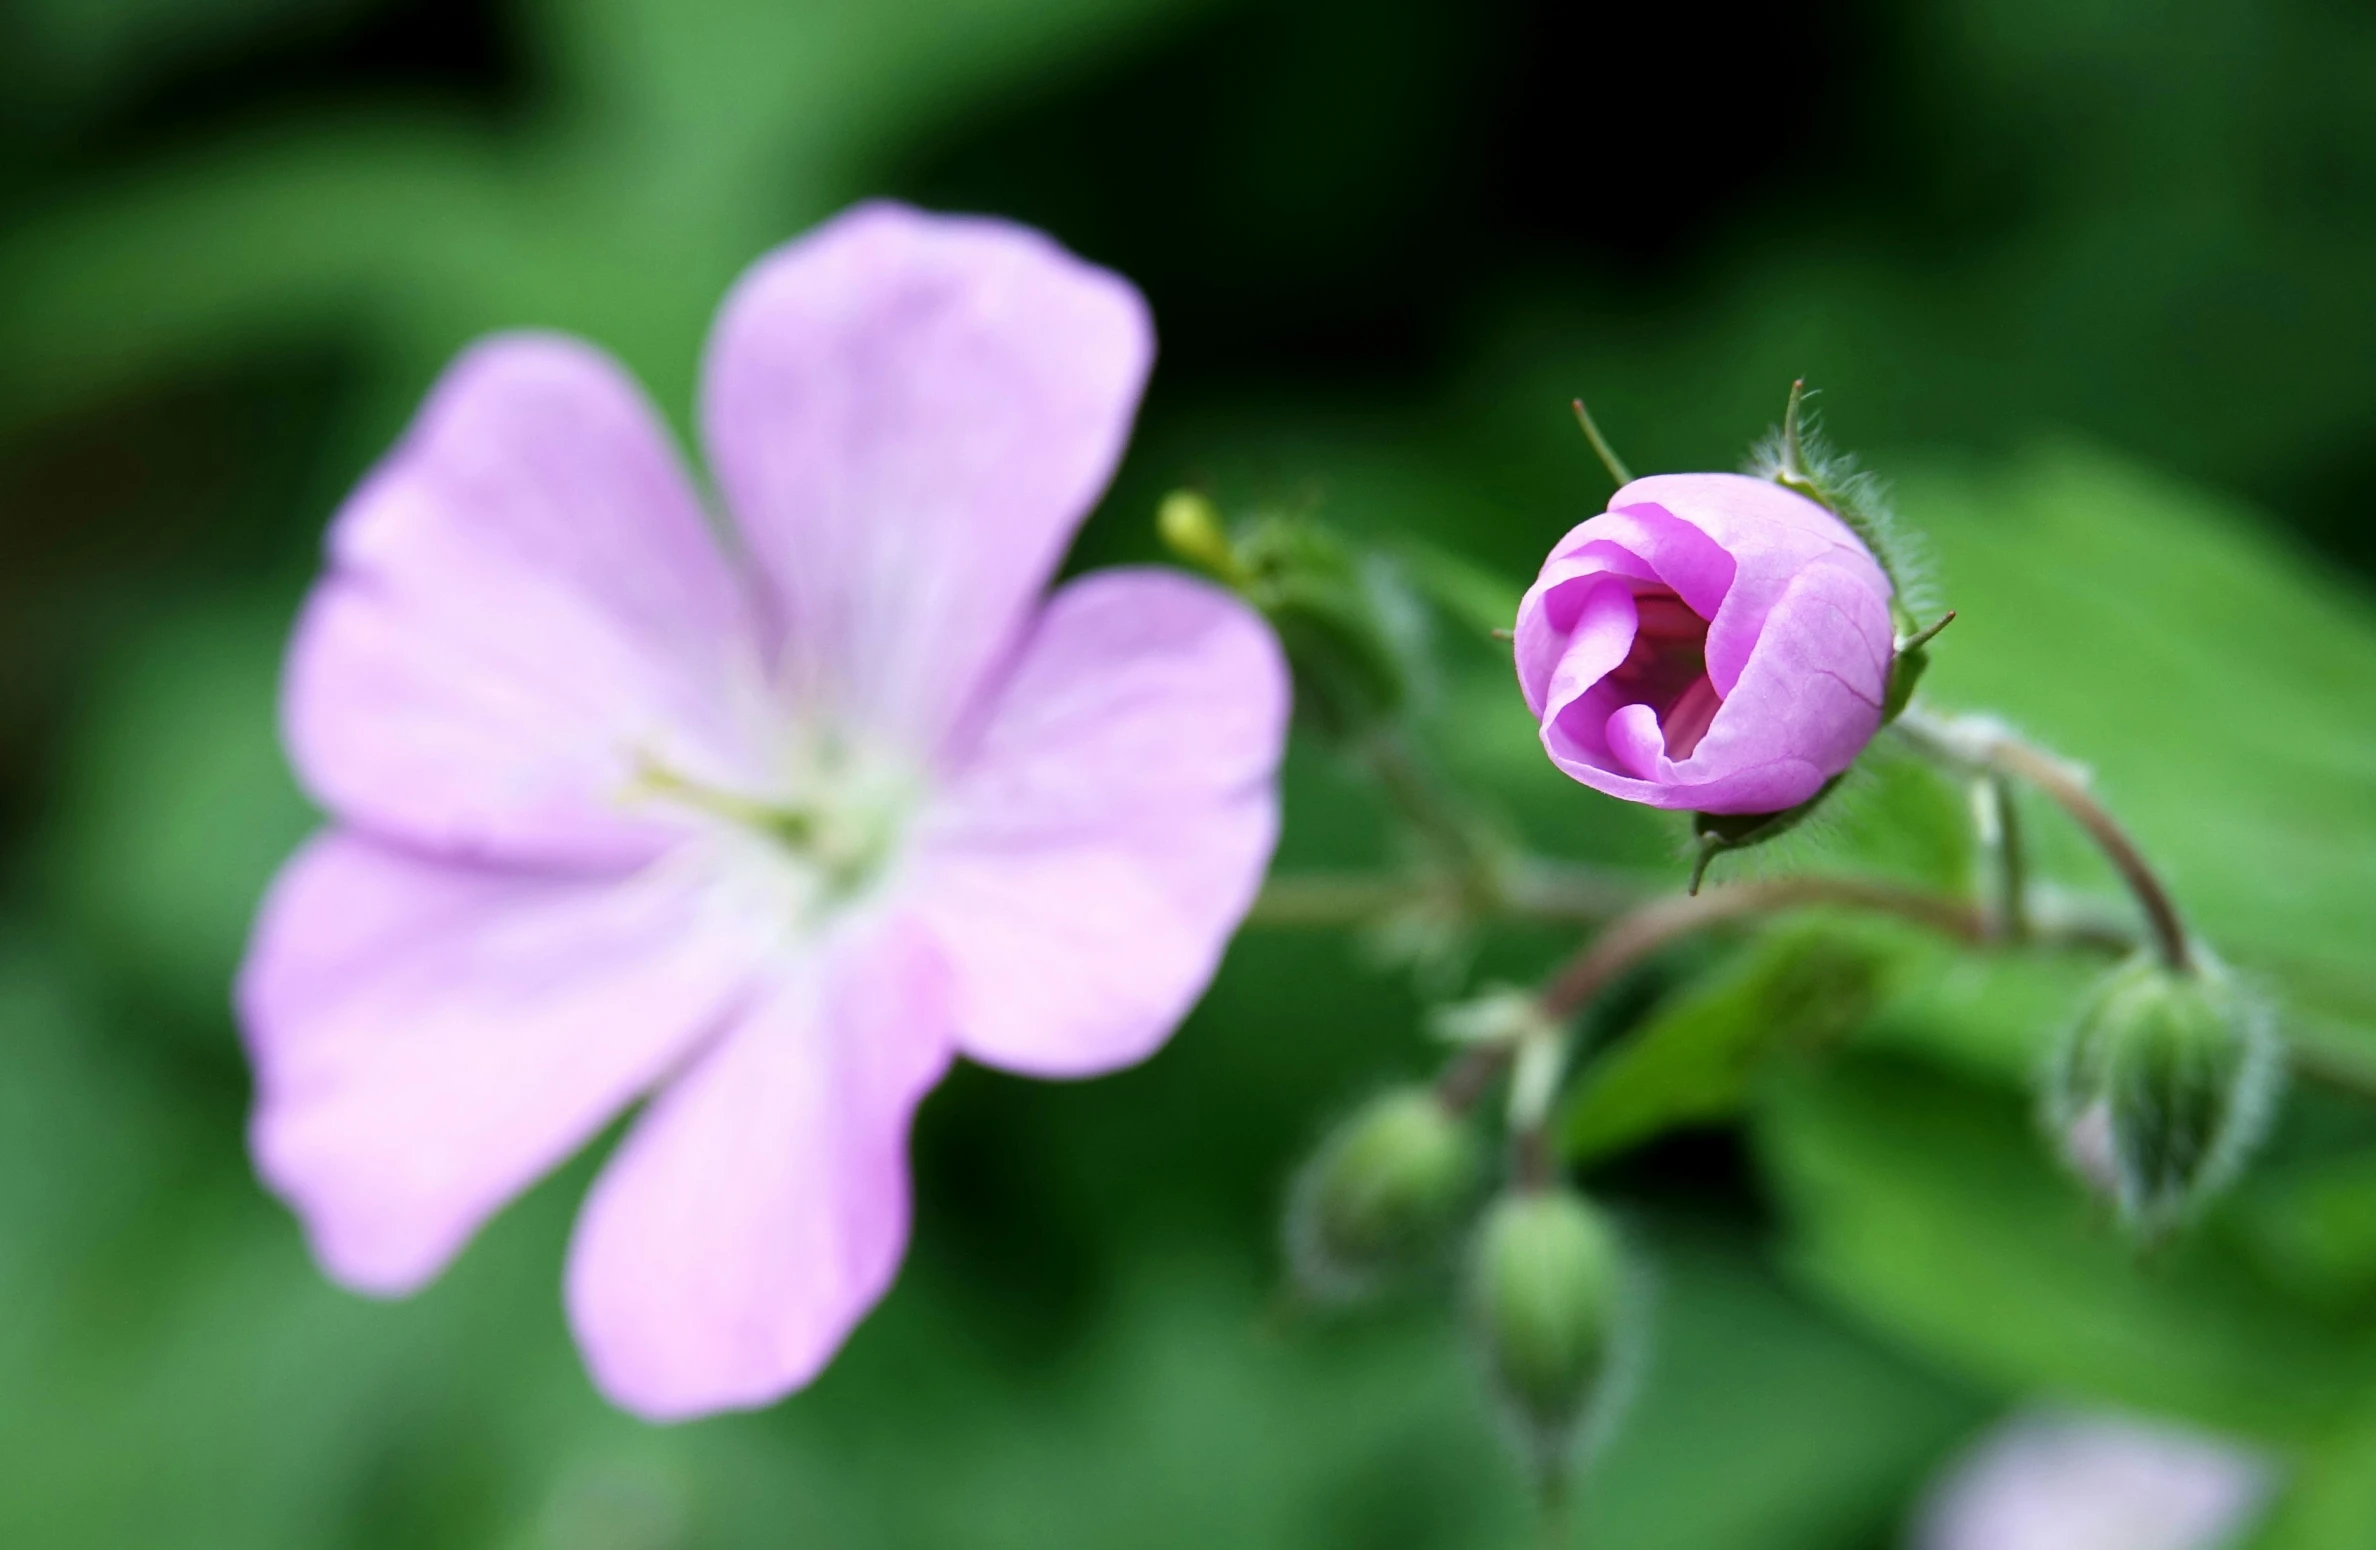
2044,950,2282,1237
1469,1186,1628,1477
1286,1087,1480,1301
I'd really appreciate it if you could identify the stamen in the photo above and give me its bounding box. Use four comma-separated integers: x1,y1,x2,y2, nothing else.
625,750,901,907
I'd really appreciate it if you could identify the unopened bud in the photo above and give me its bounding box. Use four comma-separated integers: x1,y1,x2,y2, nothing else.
1156,490,1240,580
1235,518,1427,738
2045,950,2282,1236
1287,1088,1479,1301
1470,1187,1625,1471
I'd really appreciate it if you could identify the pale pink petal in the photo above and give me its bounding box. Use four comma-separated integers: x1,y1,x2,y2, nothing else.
564,920,954,1420
699,201,1155,755
1918,1411,2272,1550
239,832,771,1294
904,568,1288,1077
288,335,770,869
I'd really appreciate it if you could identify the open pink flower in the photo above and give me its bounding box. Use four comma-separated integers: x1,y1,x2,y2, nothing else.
1514,472,1895,815
236,202,1289,1419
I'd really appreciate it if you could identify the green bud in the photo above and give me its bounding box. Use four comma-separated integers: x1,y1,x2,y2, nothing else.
2045,950,2282,1236
1158,494,1441,741
1469,1188,1625,1468
1236,517,1428,739
1156,490,1242,582
1287,1088,1479,1301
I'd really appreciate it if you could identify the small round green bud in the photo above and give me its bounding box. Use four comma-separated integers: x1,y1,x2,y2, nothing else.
1469,1187,1624,1465
1156,490,1240,580
1287,1088,1479,1301
2045,950,2282,1236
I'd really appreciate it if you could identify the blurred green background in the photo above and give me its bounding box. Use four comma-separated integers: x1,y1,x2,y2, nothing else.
3,0,2375,1545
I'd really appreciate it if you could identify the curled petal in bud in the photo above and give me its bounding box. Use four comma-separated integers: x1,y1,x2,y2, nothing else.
1286,1088,1480,1301
1514,474,1895,816
2044,949,2283,1236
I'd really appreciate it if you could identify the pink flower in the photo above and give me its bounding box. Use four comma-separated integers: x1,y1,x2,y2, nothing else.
1916,1410,2271,1550
236,203,1289,1419
1514,473,1894,815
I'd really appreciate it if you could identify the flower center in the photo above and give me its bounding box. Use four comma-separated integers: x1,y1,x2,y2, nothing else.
629,739,914,920
1608,591,1720,760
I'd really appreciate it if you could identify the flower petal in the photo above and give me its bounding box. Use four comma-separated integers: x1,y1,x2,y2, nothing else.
239,832,769,1295
1514,511,1733,715
564,920,953,1420
1683,555,1893,793
1609,473,1892,697
288,334,769,870
699,202,1155,755
904,568,1288,1077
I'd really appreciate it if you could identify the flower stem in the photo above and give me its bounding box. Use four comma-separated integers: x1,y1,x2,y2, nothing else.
1897,709,2193,974
1249,860,1645,929
1436,1042,1509,1115
1448,876,1990,1181
1361,726,1503,884
1536,876,1987,1022
1980,773,2031,945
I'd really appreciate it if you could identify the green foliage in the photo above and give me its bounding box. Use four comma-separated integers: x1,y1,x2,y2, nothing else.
1564,925,1898,1165
1758,1053,2373,1445
42,599,315,1021
1904,445,2376,1070
1236,515,1433,739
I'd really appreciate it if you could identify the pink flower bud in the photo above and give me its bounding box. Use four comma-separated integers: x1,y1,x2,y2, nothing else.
1514,473,1896,815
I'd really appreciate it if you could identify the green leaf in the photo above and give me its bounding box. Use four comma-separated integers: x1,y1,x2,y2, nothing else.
1756,1052,2375,1445
1900,445,2376,1064
43,596,315,1019
2247,1401,2376,1550
1565,925,1898,1164
1386,536,1524,640
2231,1151,2376,1307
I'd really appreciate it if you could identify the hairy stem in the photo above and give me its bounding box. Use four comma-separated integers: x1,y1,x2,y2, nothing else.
1899,709,2192,973
1461,877,1992,1178
1537,876,1987,1023
1436,1042,1509,1115
1249,860,1645,929
1361,727,1502,880
1980,773,2031,945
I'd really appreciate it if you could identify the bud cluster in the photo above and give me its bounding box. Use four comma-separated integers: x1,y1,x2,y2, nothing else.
1212,383,2294,1514
1281,985,1638,1490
